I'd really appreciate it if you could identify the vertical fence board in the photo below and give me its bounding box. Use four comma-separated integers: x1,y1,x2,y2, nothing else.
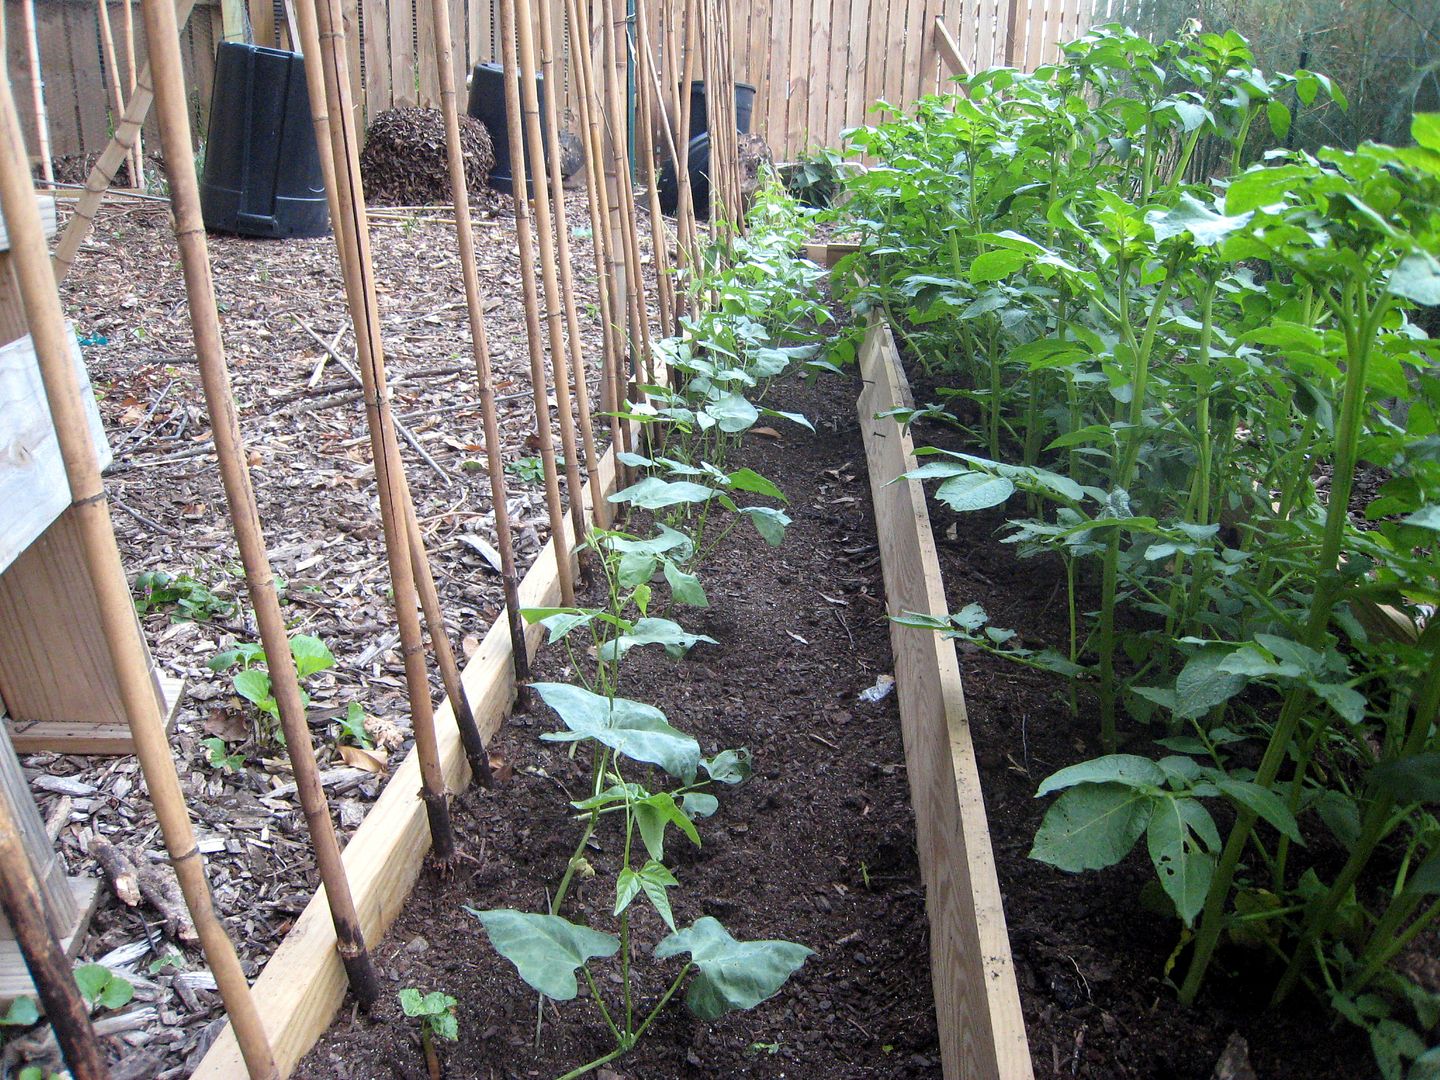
365,0,393,112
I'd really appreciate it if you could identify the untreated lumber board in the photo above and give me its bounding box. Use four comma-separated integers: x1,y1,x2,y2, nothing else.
857,314,1033,1080
934,15,973,81
6,672,182,755
192,445,620,1079
0,875,102,1005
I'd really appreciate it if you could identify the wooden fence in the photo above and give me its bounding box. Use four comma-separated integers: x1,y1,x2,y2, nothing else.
3,0,1099,168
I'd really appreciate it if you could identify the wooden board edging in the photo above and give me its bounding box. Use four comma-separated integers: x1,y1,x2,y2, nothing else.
192,446,619,1079
856,314,1033,1080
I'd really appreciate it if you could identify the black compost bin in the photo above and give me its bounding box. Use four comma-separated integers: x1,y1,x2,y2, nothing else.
200,42,328,239
682,80,756,142
467,62,550,196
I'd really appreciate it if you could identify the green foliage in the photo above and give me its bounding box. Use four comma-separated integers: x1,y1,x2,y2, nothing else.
200,736,245,772
208,634,337,746
397,988,459,1043
0,997,38,1027
133,569,235,621
73,964,134,1012
839,23,1440,1071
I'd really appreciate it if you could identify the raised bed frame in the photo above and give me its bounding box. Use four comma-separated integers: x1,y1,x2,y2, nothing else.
194,296,1031,1080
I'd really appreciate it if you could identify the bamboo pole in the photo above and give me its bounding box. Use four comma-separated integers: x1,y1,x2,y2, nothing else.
0,796,107,1080
121,0,144,188
600,0,654,386
535,0,605,527
632,0,676,337
293,0,458,861
52,0,200,284
511,0,591,559
289,1,505,777
672,0,700,324
96,0,132,187
497,0,577,605
138,0,383,1007
22,0,53,185
566,0,628,487
0,26,277,1080
416,0,537,711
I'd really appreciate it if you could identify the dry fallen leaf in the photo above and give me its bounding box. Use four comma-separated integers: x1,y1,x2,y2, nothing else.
338,745,389,774
462,635,481,658
752,426,783,440
202,707,249,743
488,752,513,785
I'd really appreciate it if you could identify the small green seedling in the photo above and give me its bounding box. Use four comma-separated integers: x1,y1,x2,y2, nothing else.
201,737,245,772
133,570,234,621
73,964,134,1013
0,996,39,1029
208,634,336,745
337,702,375,749
506,454,564,485
399,988,458,1071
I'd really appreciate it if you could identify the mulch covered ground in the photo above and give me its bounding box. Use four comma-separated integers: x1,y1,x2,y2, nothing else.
9,189,661,1078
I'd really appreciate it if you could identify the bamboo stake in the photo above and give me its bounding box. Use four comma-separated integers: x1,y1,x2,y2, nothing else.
0,31,277,1080
566,0,628,486
121,0,144,188
22,0,53,185
52,0,200,284
0,796,107,1080
599,0,654,386
293,0,458,861
139,0,383,1006
672,0,700,324
96,0,132,187
511,0,590,559
497,0,577,605
632,0,675,337
535,0,605,528
416,0,530,690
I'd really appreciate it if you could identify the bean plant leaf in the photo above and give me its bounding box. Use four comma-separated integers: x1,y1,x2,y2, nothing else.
725,468,787,502
533,683,701,782
0,997,39,1026
1030,783,1155,872
597,618,717,662
1146,796,1218,926
634,791,702,860
1402,506,1440,532
1035,754,1166,797
654,917,813,1020
616,860,681,931
702,748,753,784
663,560,709,607
681,792,720,818
467,909,619,1001
740,506,792,546
705,391,760,433
609,478,716,509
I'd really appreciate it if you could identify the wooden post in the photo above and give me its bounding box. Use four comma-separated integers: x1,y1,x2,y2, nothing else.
497,0,577,605
139,0,384,1006
294,0,459,861
21,0,53,185
0,17,277,1075
0,792,107,1080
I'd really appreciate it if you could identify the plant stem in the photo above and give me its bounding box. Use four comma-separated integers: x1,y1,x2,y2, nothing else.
554,1046,628,1080
633,963,693,1041
582,965,623,1045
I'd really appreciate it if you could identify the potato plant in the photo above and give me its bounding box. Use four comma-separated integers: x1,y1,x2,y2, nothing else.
836,24,1440,1075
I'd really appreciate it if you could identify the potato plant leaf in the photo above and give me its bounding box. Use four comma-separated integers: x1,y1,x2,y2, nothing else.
1030,782,1155,872
533,683,701,781
1146,796,1219,926
468,909,619,1000
654,917,813,1020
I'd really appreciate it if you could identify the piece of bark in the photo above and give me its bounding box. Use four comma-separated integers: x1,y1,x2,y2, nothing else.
89,835,141,906
127,847,198,941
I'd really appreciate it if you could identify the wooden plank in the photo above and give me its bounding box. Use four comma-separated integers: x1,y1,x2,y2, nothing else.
782,0,811,157
192,445,621,1080
415,0,439,106
802,0,828,152
389,0,417,107
0,877,102,1005
859,0,890,133
841,0,866,140
0,723,75,933
745,0,771,144
7,673,183,755
248,0,275,46
363,0,393,114
763,0,789,151
857,314,1033,1080
934,14,973,81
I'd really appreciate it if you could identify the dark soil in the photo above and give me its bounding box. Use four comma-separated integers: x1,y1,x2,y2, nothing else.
298,370,943,1078
904,365,1379,1079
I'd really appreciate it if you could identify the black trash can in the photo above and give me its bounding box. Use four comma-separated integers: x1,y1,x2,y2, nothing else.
467,61,549,197
200,43,328,239
682,81,757,143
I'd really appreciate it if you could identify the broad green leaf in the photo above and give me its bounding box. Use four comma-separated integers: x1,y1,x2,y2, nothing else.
533,683,701,781
0,997,39,1026
597,618,717,662
740,506,792,546
1146,796,1218,926
609,478,716,509
290,635,336,678
1267,99,1291,140
681,792,720,817
1415,113,1440,152
970,248,1029,283
1403,506,1440,532
725,468,787,502
73,964,132,1011
468,909,618,1000
1370,754,1440,804
634,791,702,860
1174,649,1247,719
233,669,273,709
705,391,760,433
934,471,1015,512
1036,754,1166,796
1216,778,1303,842
702,748,753,784
654,916,813,1020
663,560,708,607
616,860,681,930
1030,783,1154,872
1388,251,1440,306
1147,194,1253,246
